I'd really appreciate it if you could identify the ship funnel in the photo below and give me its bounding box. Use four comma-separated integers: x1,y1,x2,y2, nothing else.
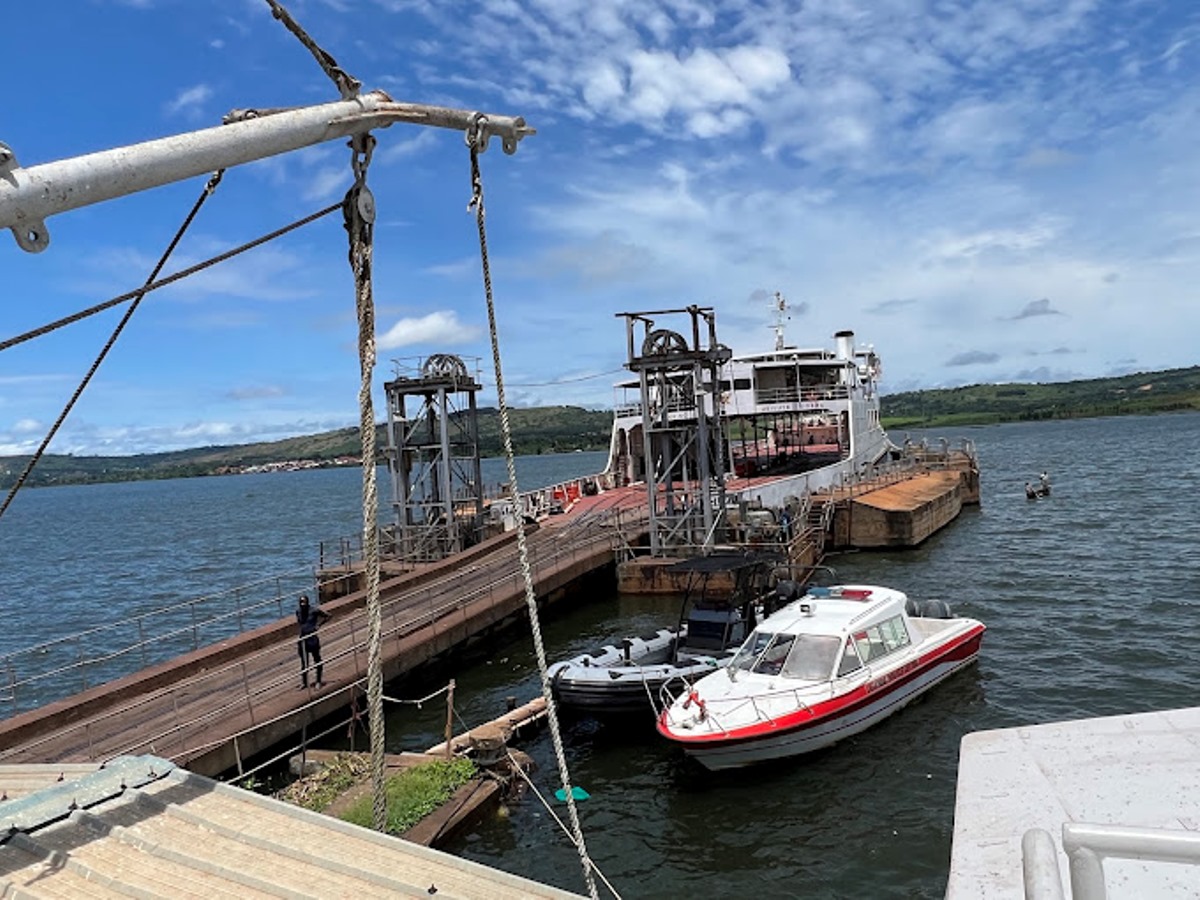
834,330,855,361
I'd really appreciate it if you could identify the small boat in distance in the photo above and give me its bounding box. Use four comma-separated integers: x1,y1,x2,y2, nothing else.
547,554,777,714
656,584,984,770
1025,471,1052,499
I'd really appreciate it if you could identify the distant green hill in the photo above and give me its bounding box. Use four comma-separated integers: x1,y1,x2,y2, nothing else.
0,406,613,490
880,365,1200,428
3,367,1198,490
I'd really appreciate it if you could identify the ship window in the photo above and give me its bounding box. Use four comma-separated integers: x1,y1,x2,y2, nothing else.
837,638,863,676
852,626,887,663
730,630,774,672
730,631,791,676
781,634,841,680
878,616,911,652
734,378,751,390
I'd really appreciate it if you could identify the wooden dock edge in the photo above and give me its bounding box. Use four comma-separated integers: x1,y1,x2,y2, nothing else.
0,527,524,752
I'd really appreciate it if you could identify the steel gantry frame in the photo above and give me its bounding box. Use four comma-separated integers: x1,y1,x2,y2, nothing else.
384,354,485,562
618,306,732,557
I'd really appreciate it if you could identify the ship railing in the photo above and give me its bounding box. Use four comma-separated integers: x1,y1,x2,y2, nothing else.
0,562,322,715
0,501,642,719
0,505,634,768
658,680,814,736
753,385,850,406
1022,823,1200,900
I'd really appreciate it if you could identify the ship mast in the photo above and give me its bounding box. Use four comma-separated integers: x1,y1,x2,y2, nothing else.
773,291,789,351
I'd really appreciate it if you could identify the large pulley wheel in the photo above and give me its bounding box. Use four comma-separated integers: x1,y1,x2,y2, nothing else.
422,354,469,380
642,328,689,356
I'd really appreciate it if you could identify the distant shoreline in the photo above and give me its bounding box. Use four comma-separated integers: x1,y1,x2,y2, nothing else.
3,367,1197,491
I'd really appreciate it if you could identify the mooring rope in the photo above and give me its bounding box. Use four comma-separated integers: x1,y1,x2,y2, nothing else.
466,115,599,900
0,171,225,523
506,750,623,899
342,130,387,834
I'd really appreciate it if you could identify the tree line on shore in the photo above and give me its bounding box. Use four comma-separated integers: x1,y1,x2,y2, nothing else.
3,367,1197,490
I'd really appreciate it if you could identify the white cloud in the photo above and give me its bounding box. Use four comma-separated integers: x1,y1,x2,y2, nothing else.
377,311,480,349
164,83,213,118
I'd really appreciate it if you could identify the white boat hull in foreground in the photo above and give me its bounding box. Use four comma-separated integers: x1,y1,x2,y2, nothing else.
657,586,985,770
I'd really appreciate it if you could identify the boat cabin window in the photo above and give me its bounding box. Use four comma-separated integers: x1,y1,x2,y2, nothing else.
851,615,911,664
837,638,863,677
878,616,911,652
730,631,841,680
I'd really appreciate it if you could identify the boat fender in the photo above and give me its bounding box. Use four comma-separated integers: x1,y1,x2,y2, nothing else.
683,690,708,721
905,597,921,617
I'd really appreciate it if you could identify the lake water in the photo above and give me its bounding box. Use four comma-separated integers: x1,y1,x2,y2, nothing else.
3,418,1199,898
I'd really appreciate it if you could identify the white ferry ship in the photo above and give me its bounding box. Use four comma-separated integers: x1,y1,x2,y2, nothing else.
602,317,898,509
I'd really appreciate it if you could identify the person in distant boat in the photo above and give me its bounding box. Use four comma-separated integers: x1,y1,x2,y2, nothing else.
1025,482,1038,500
1039,471,1050,490
296,594,331,689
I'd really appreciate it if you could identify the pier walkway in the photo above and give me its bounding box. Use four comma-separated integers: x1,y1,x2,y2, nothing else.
0,446,974,778
0,492,647,777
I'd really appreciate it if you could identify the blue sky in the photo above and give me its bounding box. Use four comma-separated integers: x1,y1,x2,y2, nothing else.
2,0,1198,456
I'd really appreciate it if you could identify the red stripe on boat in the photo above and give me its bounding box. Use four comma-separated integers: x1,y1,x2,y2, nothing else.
658,623,985,744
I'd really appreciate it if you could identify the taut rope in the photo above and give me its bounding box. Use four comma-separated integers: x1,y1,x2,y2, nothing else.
466,115,600,900
0,171,224,522
342,131,387,833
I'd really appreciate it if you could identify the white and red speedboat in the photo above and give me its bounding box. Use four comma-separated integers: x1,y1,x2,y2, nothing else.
656,585,984,770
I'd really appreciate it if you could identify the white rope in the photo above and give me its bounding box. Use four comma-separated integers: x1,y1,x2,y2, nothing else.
381,684,450,707
343,131,387,834
466,119,599,900
506,751,622,900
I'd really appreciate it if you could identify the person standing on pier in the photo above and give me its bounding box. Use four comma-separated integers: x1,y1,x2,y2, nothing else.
296,594,331,689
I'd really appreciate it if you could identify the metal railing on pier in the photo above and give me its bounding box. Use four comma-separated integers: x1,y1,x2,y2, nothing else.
0,564,319,715
0,505,633,768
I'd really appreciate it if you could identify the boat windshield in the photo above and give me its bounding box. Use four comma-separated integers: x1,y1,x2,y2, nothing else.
730,631,842,680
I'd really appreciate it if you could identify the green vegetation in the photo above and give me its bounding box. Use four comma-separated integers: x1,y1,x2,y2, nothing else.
0,405,612,490
880,365,1200,429
5,367,1199,490
339,757,477,835
274,752,371,812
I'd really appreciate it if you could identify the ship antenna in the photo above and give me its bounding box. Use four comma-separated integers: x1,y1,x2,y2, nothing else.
772,291,789,351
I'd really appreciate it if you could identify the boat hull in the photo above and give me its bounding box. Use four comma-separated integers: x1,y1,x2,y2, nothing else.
550,661,723,715
665,629,983,770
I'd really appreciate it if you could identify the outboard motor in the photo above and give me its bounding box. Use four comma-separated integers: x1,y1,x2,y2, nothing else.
917,599,954,619
776,580,802,604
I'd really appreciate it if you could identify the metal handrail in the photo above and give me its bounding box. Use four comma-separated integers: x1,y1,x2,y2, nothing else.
1022,823,1200,900
0,506,630,763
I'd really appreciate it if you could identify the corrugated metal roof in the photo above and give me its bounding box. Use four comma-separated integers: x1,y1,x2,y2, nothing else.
0,756,583,899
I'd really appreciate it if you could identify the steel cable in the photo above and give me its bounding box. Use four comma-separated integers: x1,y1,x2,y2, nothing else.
0,171,225,522
0,202,340,355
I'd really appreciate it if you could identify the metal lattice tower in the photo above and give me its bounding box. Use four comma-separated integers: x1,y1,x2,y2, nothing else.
618,306,732,556
384,354,485,562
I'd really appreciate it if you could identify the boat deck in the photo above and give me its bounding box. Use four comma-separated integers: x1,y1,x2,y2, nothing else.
946,706,1200,897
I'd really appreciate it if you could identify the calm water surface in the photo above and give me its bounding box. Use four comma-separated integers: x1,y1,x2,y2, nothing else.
4,420,1200,898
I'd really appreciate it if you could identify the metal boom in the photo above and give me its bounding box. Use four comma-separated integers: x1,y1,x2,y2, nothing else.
0,91,533,253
